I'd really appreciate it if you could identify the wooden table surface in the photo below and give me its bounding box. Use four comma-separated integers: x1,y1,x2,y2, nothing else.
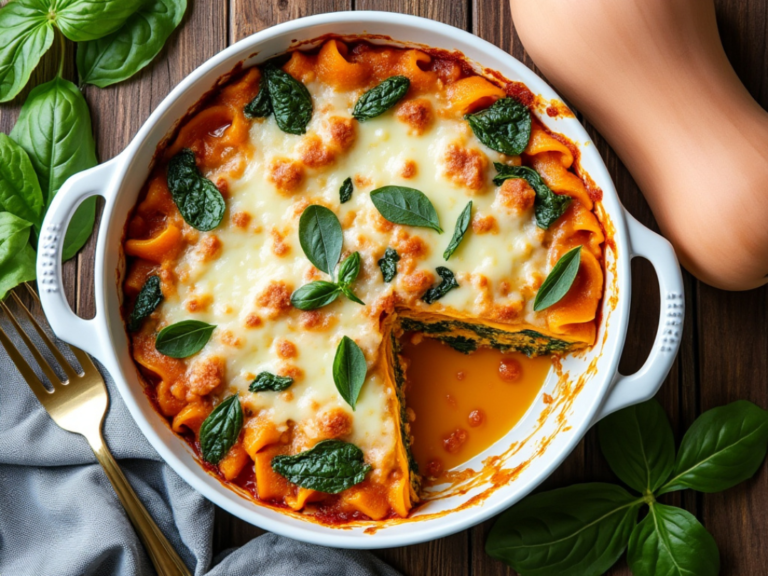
2,0,766,574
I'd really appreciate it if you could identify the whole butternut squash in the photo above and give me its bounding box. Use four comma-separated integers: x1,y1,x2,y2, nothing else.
509,0,768,290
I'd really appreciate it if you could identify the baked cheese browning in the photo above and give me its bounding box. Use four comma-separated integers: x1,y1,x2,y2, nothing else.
121,39,605,524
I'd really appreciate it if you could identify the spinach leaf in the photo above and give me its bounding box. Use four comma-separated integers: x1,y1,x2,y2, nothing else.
599,399,675,494
0,134,44,226
443,201,472,260
339,177,353,203
333,336,367,410
249,372,294,393
243,73,271,118
533,245,581,311
627,503,719,576
127,275,163,332
76,0,186,88
377,247,399,282
421,267,459,304
0,212,32,267
352,75,410,121
11,77,98,259
271,439,372,493
54,0,144,43
290,281,340,311
486,483,642,576
298,205,343,276
155,319,215,358
465,97,531,156
166,149,226,231
370,186,442,233
0,0,54,102
199,394,243,465
337,251,361,286
265,67,312,135
659,400,768,494
0,243,36,301
494,163,570,229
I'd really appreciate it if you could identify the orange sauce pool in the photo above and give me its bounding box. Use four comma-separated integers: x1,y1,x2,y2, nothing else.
402,335,551,477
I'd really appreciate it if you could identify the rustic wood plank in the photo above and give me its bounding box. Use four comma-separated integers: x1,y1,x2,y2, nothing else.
356,0,468,26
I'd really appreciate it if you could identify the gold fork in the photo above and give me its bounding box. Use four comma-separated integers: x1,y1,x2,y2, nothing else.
0,284,192,576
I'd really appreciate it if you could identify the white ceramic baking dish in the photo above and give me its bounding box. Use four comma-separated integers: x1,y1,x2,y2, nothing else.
36,11,684,549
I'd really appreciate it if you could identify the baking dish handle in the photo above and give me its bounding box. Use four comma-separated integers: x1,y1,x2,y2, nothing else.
594,210,684,421
37,160,118,359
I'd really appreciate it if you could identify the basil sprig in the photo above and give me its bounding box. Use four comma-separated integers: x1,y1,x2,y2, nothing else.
352,75,410,121
127,275,163,332
421,266,459,304
465,97,532,156
155,319,215,358
377,247,400,283
443,201,472,260
290,281,342,311
339,177,353,203
249,372,294,393
167,149,226,231
333,336,367,410
487,399,768,576
199,395,243,465
493,162,570,229
271,439,372,493
533,246,582,312
370,186,442,233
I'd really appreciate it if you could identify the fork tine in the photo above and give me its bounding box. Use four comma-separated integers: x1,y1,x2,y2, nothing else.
0,322,51,403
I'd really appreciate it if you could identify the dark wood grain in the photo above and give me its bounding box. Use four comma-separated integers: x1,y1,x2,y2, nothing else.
2,0,766,574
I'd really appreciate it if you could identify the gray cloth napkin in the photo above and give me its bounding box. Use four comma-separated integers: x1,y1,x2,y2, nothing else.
0,313,402,576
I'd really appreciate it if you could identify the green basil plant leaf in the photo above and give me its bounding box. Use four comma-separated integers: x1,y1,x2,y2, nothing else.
0,0,54,102
333,336,367,410
11,77,98,259
627,503,719,576
352,75,410,121
0,133,44,226
421,266,458,305
337,251,361,287
465,97,532,156
534,245,581,311
249,372,294,393
339,176,353,203
0,243,36,301
377,247,399,283
290,281,340,311
599,399,675,494
265,66,312,135
443,201,472,260
370,186,442,233
298,204,343,276
155,319,215,358
271,439,372,493
166,148,226,231
77,0,186,88
127,275,163,332
340,284,365,306
199,394,243,465
243,73,271,118
54,0,145,43
494,163,570,229
486,483,642,576
0,212,32,267
659,400,768,494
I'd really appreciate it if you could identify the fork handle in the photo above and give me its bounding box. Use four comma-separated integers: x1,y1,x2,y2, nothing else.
89,434,192,576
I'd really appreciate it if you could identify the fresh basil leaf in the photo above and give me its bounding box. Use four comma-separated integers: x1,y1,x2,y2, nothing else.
339,177,353,203
0,0,54,102
271,439,372,493
465,97,531,156
377,247,399,283
599,399,675,494
627,503,719,576
486,483,642,576
155,319,215,358
243,75,271,118
340,284,365,306
54,0,144,42
0,212,32,267
249,372,293,393
0,241,36,301
265,66,312,135
352,75,410,121
333,336,367,410
421,266,459,305
659,400,768,494
494,163,570,229
338,251,361,286
443,201,472,260
76,0,186,88
199,395,243,465
290,281,340,311
127,275,163,332
10,77,98,259
534,245,581,311
370,186,442,233
0,134,44,226
166,149,226,232
298,205,343,276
